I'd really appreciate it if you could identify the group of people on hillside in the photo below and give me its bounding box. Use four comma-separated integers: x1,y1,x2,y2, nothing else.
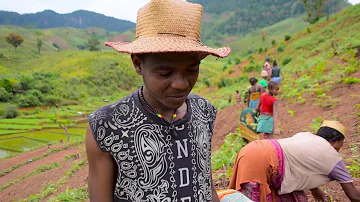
241,56,283,139
85,1,360,202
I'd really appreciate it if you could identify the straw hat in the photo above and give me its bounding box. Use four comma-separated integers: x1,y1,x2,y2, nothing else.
261,70,268,77
321,120,346,137
105,0,231,58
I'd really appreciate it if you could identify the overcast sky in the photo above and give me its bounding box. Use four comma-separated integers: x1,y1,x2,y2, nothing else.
0,0,359,23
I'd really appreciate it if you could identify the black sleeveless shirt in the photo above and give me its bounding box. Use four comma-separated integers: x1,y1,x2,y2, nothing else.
88,90,217,202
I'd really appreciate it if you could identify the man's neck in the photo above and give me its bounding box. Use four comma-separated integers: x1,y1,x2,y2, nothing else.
142,87,186,121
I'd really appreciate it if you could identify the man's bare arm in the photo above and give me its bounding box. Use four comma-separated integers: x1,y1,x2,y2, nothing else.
86,125,117,202
211,172,220,202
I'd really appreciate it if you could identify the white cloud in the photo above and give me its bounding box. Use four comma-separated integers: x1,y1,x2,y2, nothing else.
0,0,358,22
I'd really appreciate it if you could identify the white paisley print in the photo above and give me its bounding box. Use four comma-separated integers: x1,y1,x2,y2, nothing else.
88,91,216,202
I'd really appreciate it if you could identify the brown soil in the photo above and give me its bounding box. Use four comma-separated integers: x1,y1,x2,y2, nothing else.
0,157,85,202
0,146,83,187
212,102,245,152
210,82,360,200
43,163,89,201
0,144,62,172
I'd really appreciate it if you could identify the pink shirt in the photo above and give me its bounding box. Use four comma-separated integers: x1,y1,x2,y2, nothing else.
264,62,272,77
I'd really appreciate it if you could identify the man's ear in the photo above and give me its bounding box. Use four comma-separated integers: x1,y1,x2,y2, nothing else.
131,54,142,75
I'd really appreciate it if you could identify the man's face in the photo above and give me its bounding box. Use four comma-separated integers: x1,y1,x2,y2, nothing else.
132,52,201,110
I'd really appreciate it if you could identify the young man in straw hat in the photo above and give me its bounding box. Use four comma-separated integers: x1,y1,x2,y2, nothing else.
85,0,231,201
229,120,360,201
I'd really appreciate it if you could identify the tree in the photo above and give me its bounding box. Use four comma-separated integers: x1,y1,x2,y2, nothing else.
261,31,266,42
301,0,327,24
49,116,74,141
87,36,101,51
35,30,44,54
5,33,24,51
37,38,43,54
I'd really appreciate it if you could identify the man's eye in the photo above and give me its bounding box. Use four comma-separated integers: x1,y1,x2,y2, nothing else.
188,65,199,72
158,72,171,77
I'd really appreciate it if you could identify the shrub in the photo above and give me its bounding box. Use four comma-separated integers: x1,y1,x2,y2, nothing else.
344,77,360,84
2,104,19,119
277,44,286,53
307,28,312,34
271,40,276,46
16,94,40,107
282,57,292,66
259,48,263,53
345,66,358,75
43,95,61,105
228,59,232,65
234,75,249,83
285,35,292,41
0,87,12,102
203,78,211,87
223,65,228,71
229,70,234,74
217,78,232,88
264,47,268,52
235,58,241,65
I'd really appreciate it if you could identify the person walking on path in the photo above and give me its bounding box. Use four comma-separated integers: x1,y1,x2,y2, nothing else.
263,57,272,80
85,1,231,202
271,60,284,85
255,81,280,139
247,77,265,109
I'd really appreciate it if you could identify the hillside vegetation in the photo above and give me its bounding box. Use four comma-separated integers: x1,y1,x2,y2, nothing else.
0,10,135,33
195,4,360,115
189,0,350,45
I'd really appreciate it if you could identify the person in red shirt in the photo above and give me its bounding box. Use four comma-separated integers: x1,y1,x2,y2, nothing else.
255,81,280,139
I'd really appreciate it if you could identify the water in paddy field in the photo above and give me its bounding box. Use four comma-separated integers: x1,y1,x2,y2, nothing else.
0,128,86,159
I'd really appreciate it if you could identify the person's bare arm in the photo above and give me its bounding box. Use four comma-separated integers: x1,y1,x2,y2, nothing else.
211,172,220,202
86,125,117,202
341,182,360,202
310,187,326,201
273,101,280,135
255,98,261,112
247,89,251,108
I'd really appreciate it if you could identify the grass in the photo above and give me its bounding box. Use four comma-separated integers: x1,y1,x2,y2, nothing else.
0,162,60,191
344,77,360,84
0,119,50,125
20,158,88,202
48,186,89,202
0,129,27,135
0,140,83,176
0,123,42,130
211,130,247,172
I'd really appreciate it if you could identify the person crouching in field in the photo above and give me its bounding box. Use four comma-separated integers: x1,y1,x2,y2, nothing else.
85,0,231,202
228,121,360,202
256,81,280,139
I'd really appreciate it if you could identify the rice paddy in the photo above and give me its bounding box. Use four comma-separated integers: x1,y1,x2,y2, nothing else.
0,106,91,159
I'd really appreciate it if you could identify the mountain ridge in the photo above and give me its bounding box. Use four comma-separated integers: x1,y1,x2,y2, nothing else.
0,9,135,33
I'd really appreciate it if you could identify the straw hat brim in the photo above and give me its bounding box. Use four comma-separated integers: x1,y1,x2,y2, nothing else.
105,36,231,58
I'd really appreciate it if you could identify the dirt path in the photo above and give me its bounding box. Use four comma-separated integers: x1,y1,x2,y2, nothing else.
212,102,245,152
0,146,83,188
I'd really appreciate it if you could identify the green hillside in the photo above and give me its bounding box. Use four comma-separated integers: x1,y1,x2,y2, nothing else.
0,25,135,52
189,0,350,44
194,4,360,107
